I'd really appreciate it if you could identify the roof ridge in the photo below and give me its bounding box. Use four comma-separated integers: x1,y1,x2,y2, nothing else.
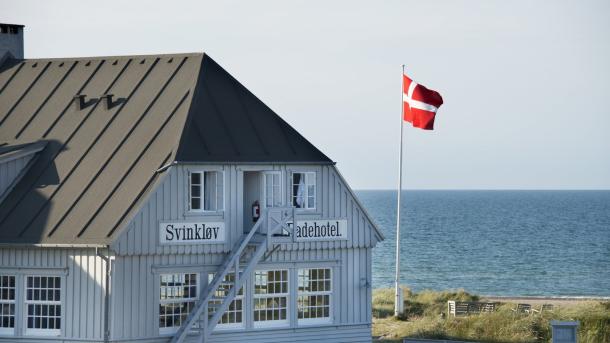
20,52,205,62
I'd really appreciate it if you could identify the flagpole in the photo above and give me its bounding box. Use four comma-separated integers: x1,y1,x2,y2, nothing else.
394,64,405,317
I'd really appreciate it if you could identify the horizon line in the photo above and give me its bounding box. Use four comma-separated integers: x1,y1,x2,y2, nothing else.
353,188,610,191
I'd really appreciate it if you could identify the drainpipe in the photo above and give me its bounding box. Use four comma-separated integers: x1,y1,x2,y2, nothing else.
96,246,112,343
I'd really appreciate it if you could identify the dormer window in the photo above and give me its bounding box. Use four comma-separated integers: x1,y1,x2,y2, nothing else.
189,171,224,212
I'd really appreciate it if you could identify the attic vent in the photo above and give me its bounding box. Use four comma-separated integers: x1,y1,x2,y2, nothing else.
85,61,91,66
59,62,64,67
168,58,173,63
31,62,37,68
100,94,114,110
139,59,146,64
73,95,87,110
112,60,118,65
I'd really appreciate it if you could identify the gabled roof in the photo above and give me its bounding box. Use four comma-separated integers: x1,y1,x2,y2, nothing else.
0,53,332,245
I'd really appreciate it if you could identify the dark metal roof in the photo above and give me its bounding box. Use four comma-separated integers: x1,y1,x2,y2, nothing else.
0,53,332,245
176,56,332,164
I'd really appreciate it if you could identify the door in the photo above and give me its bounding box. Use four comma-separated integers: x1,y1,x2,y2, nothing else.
262,171,282,208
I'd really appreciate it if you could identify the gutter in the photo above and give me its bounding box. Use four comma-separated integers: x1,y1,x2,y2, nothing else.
96,246,112,343
156,160,177,173
0,243,108,248
170,160,337,166
156,160,337,174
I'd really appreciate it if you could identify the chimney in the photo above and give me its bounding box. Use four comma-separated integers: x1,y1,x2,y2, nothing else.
0,23,24,60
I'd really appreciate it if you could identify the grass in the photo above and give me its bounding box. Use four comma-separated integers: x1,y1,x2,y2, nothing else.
372,287,610,343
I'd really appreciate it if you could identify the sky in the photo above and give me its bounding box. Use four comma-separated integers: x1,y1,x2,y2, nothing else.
2,0,609,189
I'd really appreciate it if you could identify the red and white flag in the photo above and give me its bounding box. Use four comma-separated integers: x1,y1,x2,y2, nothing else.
403,73,444,130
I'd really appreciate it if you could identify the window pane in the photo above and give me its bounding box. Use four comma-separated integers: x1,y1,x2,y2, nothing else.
208,272,244,327
216,174,224,211
0,276,15,329
159,274,198,329
191,185,200,197
190,172,201,185
305,172,313,185
297,269,331,321
191,198,201,210
204,172,217,211
25,276,61,330
308,196,315,209
293,173,304,208
253,270,288,324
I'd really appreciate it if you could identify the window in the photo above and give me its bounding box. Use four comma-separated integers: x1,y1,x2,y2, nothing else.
292,172,316,209
253,270,289,326
159,273,198,333
208,273,243,329
297,268,331,323
263,172,282,208
189,171,224,212
25,276,61,336
0,276,15,335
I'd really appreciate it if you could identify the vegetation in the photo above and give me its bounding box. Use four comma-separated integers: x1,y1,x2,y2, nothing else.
372,287,610,343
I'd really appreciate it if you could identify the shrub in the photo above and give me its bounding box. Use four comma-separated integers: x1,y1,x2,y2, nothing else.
372,288,610,343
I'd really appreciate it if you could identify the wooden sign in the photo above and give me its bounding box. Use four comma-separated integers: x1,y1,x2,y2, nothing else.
293,219,348,241
159,221,225,244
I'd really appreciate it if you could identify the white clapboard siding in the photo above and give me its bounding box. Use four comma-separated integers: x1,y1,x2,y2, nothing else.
112,164,381,255
0,248,109,341
0,153,34,201
109,247,372,341
206,324,372,343
106,162,379,342
110,253,224,340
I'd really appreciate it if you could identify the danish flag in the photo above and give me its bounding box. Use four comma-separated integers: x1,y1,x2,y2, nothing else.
403,73,444,130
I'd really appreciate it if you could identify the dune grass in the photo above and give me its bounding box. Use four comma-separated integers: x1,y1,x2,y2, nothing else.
372,287,610,343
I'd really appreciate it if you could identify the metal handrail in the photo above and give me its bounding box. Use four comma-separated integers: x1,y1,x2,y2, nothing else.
265,206,296,249
172,207,297,343
171,210,268,343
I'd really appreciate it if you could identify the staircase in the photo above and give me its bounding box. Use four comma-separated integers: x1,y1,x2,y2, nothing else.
170,207,295,343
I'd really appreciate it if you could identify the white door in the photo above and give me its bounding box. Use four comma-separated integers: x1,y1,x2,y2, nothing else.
262,171,282,208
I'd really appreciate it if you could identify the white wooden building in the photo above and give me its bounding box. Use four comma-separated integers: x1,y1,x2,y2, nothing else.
0,23,383,343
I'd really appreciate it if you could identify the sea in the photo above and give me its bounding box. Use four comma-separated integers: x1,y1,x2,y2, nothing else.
356,190,610,297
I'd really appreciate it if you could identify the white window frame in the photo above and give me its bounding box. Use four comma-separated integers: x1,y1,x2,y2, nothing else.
208,272,245,330
188,170,224,213
252,269,289,328
159,273,199,335
291,172,316,210
24,275,62,337
297,268,332,325
262,171,282,208
0,275,15,336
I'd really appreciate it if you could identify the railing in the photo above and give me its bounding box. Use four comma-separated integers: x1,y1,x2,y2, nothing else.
264,206,296,249
170,207,296,343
